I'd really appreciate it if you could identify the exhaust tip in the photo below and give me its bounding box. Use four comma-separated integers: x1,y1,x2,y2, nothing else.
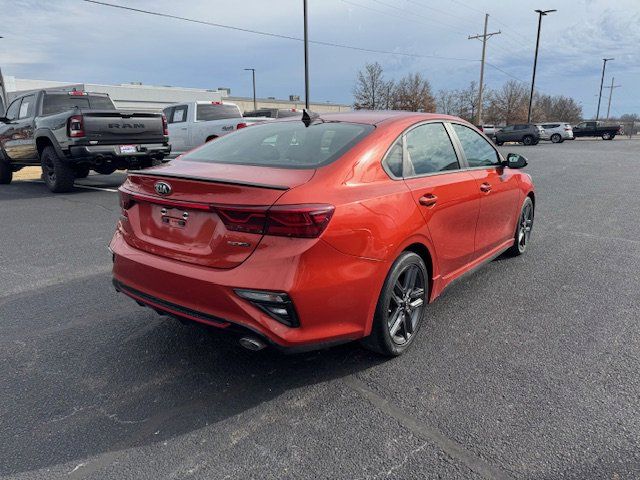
239,337,267,351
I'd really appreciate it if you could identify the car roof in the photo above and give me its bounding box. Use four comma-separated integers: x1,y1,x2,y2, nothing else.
315,111,464,126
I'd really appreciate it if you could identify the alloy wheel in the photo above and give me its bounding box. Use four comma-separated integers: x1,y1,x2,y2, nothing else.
517,202,534,252
387,264,425,345
42,155,56,184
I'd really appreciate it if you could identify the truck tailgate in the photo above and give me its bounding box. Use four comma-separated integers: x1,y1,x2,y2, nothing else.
82,111,165,144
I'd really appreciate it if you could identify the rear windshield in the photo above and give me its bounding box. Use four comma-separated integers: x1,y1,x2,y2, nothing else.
182,121,374,169
196,104,241,121
42,94,116,115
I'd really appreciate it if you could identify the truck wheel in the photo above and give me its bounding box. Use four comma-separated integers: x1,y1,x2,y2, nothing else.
523,135,534,146
0,158,12,184
41,146,75,193
496,141,504,146
74,165,91,179
93,164,117,175
551,133,562,143
602,133,611,140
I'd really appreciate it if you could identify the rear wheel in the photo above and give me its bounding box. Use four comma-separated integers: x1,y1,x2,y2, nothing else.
362,252,428,356
41,146,75,193
551,133,562,143
0,158,12,184
522,135,534,146
507,197,534,256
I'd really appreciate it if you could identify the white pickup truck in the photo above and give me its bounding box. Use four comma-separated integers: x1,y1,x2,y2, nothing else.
163,101,252,156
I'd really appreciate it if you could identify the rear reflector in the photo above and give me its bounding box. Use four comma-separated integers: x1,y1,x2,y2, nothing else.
68,115,85,138
234,289,300,327
236,122,248,130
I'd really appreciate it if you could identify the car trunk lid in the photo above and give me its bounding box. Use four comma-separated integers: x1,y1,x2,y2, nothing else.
118,161,315,269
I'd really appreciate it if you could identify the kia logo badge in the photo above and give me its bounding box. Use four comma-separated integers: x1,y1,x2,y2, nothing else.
154,181,172,196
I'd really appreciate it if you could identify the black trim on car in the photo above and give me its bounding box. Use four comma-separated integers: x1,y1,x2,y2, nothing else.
126,171,290,190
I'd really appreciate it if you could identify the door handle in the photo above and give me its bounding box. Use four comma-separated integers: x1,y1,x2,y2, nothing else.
419,194,438,207
180,127,187,131
480,182,492,193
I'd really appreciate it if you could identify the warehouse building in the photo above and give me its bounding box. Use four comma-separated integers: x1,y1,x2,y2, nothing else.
1,76,350,113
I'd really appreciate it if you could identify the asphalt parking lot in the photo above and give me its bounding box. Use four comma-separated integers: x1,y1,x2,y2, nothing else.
1,139,639,479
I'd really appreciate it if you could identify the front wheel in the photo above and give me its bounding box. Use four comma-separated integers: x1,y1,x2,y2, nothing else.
361,252,428,356
507,197,534,256
0,158,12,184
551,133,562,143
496,141,504,146
522,135,534,146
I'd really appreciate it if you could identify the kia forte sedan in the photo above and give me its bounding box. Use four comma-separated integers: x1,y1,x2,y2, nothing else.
110,111,534,356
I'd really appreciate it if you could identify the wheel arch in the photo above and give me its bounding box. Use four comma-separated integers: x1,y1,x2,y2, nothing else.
400,241,436,302
34,130,65,158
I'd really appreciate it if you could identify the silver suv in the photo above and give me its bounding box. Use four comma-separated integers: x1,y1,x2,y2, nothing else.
536,122,574,143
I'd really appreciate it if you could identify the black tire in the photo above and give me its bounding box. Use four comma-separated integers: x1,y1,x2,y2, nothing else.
74,164,91,179
361,252,428,356
0,157,12,185
205,136,218,143
522,135,534,146
551,133,562,143
93,164,117,175
608,134,615,140
507,197,534,256
41,146,75,193
496,141,504,146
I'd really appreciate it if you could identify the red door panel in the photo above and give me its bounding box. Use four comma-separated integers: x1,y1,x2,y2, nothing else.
404,171,480,279
470,168,521,256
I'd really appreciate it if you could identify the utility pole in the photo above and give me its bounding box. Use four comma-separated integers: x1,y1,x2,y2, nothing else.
468,14,500,126
604,76,621,120
595,58,613,121
244,68,257,111
303,0,310,110
0,36,6,112
528,9,556,124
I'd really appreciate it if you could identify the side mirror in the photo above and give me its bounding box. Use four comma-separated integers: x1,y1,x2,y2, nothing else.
504,153,528,169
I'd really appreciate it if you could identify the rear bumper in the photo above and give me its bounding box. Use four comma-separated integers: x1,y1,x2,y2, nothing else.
109,230,386,350
68,143,171,162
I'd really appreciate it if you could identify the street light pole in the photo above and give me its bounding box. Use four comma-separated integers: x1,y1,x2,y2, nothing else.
303,0,310,110
244,68,256,111
595,58,614,121
527,9,556,124
0,36,7,112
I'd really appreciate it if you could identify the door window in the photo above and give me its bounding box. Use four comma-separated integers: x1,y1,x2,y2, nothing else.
18,95,36,119
404,123,459,176
5,99,21,120
171,105,187,124
452,123,501,167
382,139,403,177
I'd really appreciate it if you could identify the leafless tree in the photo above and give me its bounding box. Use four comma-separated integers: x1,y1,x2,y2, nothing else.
353,62,392,110
391,72,435,112
485,80,529,124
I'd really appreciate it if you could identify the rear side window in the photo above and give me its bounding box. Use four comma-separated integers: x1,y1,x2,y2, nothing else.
405,123,459,176
171,105,188,123
383,139,404,177
18,95,36,118
543,123,560,129
452,123,500,167
182,121,374,169
42,94,115,115
196,103,241,121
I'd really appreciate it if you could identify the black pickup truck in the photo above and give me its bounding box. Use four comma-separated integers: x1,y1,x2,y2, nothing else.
0,89,171,192
572,121,620,140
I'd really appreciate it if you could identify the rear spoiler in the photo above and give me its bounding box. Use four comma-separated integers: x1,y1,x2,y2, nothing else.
127,171,289,191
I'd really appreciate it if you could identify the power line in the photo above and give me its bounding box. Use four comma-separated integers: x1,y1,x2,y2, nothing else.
83,0,476,62
368,0,468,35
342,0,455,31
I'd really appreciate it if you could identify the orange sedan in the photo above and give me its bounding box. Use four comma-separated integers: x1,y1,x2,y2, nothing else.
110,111,534,356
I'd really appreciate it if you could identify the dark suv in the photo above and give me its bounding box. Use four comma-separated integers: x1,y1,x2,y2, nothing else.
494,124,541,146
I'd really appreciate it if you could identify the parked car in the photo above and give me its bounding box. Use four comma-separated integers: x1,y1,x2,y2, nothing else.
243,108,302,119
476,124,497,139
0,89,170,192
494,124,541,146
572,121,620,140
537,122,573,143
110,112,535,356
163,101,251,157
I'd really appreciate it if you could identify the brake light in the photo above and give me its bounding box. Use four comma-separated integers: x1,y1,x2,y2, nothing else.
212,101,222,105
215,204,335,238
68,115,85,138
68,90,87,96
236,122,248,130
162,113,169,136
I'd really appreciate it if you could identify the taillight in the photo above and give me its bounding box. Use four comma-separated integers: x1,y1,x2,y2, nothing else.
215,204,335,238
236,122,248,130
68,115,85,138
162,113,169,136
266,205,335,238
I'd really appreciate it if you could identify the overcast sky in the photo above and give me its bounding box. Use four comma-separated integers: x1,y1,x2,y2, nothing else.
1,0,639,116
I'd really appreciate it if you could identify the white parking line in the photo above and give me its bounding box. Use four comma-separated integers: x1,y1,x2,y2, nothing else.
24,180,119,193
